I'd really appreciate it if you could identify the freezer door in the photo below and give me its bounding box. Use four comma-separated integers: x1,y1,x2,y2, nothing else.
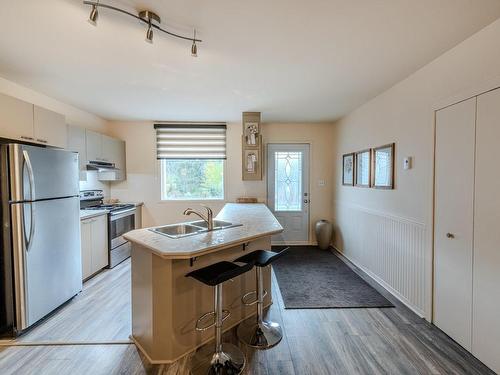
11,197,82,329
9,144,79,202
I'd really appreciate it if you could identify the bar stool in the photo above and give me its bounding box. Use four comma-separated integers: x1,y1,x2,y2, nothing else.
186,260,254,375
234,247,289,349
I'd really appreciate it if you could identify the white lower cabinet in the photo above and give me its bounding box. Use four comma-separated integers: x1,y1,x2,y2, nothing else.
81,215,108,280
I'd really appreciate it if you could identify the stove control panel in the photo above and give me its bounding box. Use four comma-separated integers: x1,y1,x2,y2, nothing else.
79,190,104,201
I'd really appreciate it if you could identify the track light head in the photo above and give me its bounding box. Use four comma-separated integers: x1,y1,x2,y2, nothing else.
139,11,159,44
88,4,99,26
146,23,154,43
191,30,198,57
191,41,197,57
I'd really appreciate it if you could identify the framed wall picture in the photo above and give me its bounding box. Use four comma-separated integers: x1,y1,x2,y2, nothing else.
373,143,395,189
342,153,355,186
355,149,372,187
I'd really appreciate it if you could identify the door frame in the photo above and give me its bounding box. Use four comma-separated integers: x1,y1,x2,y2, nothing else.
266,142,312,246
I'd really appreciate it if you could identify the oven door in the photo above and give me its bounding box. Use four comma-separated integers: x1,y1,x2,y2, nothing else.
110,209,135,249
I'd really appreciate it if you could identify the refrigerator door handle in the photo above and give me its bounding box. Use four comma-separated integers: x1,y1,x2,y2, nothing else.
24,203,36,253
22,150,36,201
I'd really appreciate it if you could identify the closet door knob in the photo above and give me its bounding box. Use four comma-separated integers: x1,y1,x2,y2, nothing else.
446,233,455,239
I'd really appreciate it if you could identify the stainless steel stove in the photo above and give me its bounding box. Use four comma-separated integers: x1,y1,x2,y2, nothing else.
80,190,136,268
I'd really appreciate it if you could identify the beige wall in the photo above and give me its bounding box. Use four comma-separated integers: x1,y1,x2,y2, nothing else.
331,18,500,320
107,121,334,243
0,76,107,132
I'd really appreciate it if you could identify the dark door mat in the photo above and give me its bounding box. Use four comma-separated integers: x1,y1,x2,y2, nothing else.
272,246,394,309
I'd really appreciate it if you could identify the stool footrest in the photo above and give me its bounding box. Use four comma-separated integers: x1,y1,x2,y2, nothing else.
241,290,268,306
195,309,231,331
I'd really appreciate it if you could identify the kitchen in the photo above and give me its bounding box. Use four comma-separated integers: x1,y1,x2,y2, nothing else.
1,1,500,375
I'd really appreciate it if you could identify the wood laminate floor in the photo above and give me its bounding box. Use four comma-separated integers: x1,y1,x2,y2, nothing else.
0,253,495,375
17,258,132,343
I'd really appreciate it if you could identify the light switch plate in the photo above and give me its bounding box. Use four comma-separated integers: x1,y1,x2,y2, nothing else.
403,157,412,170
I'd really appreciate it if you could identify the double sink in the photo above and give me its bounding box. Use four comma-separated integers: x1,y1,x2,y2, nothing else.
150,220,242,239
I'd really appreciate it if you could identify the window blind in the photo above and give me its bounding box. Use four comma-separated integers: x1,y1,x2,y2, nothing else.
154,123,227,160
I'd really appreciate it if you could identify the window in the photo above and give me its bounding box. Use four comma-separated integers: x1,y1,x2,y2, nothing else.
161,159,224,200
155,123,226,201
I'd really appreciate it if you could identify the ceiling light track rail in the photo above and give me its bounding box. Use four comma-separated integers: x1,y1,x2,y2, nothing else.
83,0,201,54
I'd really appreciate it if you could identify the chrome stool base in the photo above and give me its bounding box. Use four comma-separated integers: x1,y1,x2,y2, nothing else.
237,318,283,349
191,343,246,375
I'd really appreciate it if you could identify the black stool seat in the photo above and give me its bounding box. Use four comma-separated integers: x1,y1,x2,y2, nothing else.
234,247,289,267
186,261,254,286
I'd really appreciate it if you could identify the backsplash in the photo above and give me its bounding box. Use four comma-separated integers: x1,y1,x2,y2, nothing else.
79,171,111,198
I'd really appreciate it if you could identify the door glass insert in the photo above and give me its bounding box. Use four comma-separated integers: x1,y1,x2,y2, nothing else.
274,151,302,211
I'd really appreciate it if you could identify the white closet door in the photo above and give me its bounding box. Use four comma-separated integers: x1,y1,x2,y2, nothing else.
473,88,500,374
434,97,476,350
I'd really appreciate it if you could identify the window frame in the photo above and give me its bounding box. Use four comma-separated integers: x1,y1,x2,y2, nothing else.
159,158,226,202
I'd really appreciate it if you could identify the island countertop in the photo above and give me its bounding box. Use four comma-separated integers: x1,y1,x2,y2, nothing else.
123,203,283,259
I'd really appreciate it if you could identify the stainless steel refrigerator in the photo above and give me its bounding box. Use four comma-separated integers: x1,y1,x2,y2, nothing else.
0,143,82,336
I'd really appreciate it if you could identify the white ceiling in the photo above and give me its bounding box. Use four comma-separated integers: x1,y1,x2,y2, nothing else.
1,0,500,122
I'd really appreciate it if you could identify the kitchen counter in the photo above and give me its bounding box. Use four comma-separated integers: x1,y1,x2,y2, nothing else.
126,203,283,364
80,209,109,220
124,203,282,259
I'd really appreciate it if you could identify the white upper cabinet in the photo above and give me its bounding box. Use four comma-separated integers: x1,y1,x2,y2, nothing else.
0,93,67,148
86,130,103,162
0,93,35,142
67,125,88,180
34,105,67,148
102,135,126,170
85,129,126,181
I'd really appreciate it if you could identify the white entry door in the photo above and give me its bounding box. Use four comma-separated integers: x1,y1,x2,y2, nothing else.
267,143,310,244
434,97,476,350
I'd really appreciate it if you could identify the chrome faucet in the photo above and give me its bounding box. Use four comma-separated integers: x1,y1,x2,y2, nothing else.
183,205,214,231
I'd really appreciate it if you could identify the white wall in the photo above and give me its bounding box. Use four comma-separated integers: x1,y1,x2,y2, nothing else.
107,121,334,242
331,18,500,320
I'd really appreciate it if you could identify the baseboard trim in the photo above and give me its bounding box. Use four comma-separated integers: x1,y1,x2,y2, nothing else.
0,340,132,347
331,246,426,319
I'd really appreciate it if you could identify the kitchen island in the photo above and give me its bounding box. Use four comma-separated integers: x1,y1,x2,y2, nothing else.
123,203,283,364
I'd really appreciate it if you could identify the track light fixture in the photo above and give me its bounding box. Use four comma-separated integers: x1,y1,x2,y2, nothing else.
83,1,202,55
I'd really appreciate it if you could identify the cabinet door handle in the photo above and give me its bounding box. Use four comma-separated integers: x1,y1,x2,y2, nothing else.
446,233,455,239
21,136,34,141
37,139,48,144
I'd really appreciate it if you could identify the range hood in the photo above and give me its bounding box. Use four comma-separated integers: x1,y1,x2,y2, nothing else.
86,160,119,171
87,160,125,181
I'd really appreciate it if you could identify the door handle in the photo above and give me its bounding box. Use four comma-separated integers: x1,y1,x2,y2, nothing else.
446,233,455,239
24,203,36,252
22,150,36,201
304,199,309,203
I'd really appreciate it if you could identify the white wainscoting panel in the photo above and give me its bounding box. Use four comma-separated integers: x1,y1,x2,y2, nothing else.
334,202,427,317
